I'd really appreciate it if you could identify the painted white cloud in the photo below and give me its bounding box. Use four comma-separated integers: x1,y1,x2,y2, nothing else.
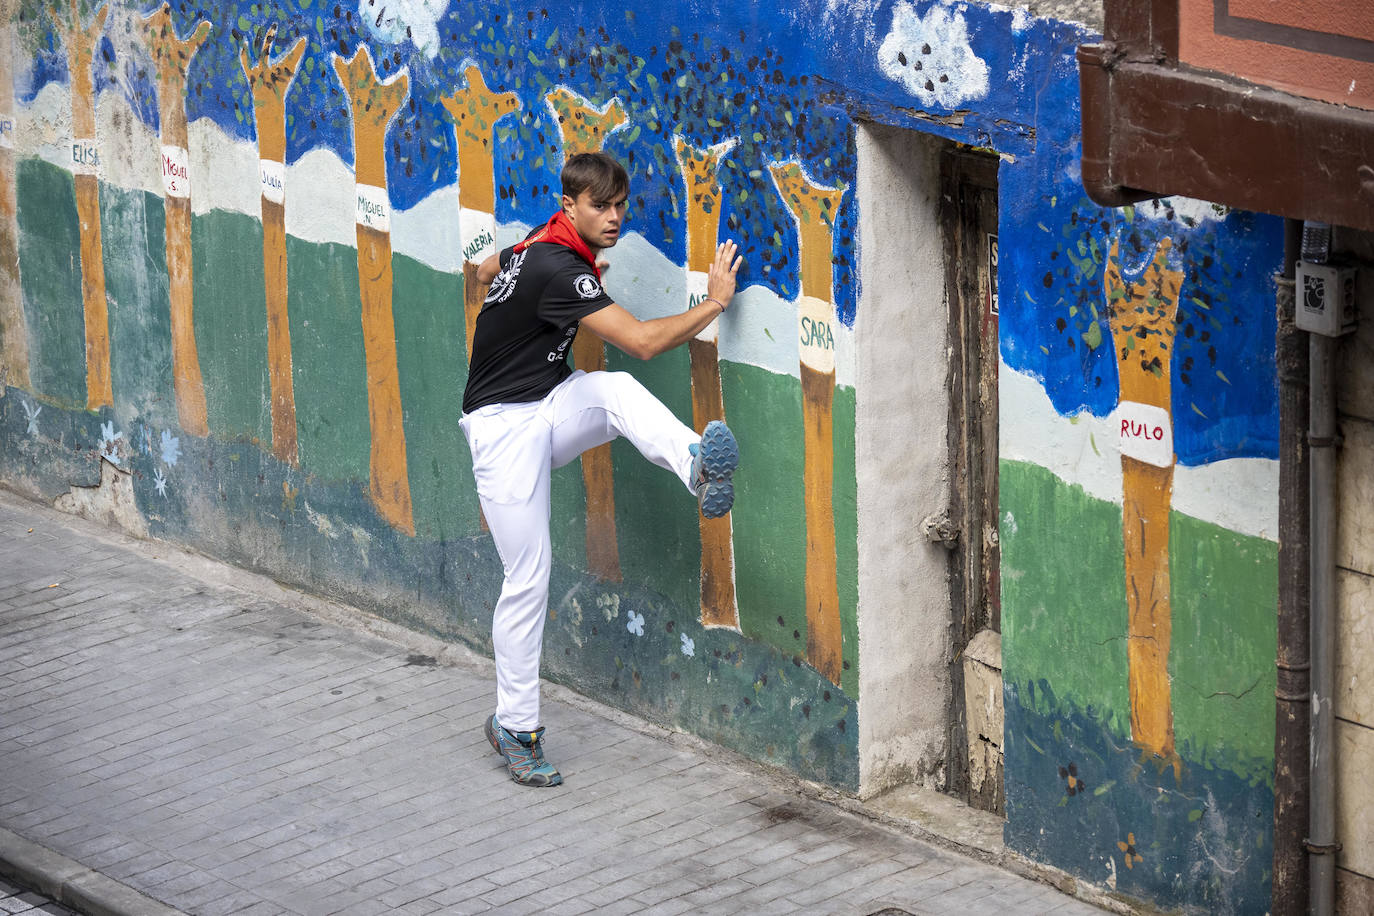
1135,196,1231,225
878,1,990,108
359,0,448,59
1000,363,1278,541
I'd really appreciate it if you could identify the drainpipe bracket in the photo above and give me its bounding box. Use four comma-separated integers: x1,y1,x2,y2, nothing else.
1307,434,1342,449
1303,839,1342,855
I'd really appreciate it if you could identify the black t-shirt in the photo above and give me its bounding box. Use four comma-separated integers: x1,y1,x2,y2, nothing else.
461,240,613,413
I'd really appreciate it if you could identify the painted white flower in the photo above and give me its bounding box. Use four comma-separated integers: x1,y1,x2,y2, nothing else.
160,429,181,466
22,399,41,435
99,421,123,466
878,1,990,108
598,592,621,622
153,468,168,497
680,633,695,658
360,0,448,59
626,610,645,637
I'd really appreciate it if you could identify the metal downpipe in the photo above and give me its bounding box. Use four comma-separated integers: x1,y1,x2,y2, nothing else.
1271,218,1310,916
1307,329,1338,915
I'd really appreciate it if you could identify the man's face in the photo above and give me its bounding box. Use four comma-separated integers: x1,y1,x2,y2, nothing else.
562,189,628,251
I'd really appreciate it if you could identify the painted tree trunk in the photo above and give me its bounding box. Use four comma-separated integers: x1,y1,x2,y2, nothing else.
1105,236,1185,766
356,224,413,534
261,202,294,462
546,87,628,582
141,5,210,436
770,162,845,685
441,66,520,532
68,2,110,409
241,29,306,466
0,6,28,390
441,65,519,360
334,47,414,536
676,136,739,629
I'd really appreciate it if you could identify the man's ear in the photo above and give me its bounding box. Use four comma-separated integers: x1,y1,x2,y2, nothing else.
561,193,575,215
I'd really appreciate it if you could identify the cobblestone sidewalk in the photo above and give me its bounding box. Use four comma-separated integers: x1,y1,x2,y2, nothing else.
0,490,1105,916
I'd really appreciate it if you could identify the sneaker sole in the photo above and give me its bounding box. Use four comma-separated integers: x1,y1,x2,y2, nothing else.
484,715,503,758
697,421,738,519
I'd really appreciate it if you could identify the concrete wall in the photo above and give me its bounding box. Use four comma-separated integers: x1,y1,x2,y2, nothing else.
1332,227,1374,913
855,123,952,796
971,0,1102,32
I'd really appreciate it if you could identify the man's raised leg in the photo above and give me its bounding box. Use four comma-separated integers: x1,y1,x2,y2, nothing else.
548,370,737,512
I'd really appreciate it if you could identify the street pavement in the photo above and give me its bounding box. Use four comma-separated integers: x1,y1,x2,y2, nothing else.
0,873,80,915
0,488,1108,916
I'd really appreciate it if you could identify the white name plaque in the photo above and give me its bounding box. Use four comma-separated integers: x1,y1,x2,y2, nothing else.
798,295,836,374
355,183,390,232
259,159,285,205
1117,400,1174,468
160,145,190,198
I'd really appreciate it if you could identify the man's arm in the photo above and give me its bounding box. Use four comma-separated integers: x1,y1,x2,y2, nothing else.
475,252,502,285
580,300,723,360
581,240,742,361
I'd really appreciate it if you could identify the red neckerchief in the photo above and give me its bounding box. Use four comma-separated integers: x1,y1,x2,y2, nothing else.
514,210,601,280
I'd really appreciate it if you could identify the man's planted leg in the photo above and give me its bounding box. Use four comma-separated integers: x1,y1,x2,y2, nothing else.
477,456,563,786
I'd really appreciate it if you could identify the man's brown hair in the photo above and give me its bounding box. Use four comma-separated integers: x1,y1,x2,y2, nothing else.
561,152,629,203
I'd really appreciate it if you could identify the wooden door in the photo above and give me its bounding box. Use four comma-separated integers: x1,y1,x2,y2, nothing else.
941,148,1002,813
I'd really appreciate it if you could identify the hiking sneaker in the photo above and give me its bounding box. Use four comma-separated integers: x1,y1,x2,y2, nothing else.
485,715,563,787
690,420,739,519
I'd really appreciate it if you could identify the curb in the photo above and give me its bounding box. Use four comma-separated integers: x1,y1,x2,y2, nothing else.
0,827,189,916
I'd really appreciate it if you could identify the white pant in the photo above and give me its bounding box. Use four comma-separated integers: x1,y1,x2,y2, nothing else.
460,370,700,732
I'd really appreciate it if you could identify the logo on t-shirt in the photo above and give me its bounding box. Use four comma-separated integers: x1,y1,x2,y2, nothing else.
573,274,602,300
547,325,578,362
486,250,527,304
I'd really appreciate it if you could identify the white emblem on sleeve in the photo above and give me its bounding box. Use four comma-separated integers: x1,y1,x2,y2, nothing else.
574,274,602,300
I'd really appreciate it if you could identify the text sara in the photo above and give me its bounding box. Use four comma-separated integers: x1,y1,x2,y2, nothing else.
800,315,834,352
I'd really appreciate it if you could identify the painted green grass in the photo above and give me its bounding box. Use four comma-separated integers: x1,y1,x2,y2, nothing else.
286,236,370,483
193,210,271,444
13,155,863,731
99,186,177,429
1000,458,1277,782
15,159,84,408
392,253,479,542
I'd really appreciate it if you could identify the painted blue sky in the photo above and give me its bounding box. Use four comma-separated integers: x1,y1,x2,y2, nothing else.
17,1,1282,460
20,0,1081,326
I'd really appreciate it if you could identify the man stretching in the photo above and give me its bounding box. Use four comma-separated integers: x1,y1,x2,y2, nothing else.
461,151,743,786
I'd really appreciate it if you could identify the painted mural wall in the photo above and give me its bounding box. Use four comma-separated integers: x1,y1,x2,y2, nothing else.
0,1,1283,911
999,180,1284,908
